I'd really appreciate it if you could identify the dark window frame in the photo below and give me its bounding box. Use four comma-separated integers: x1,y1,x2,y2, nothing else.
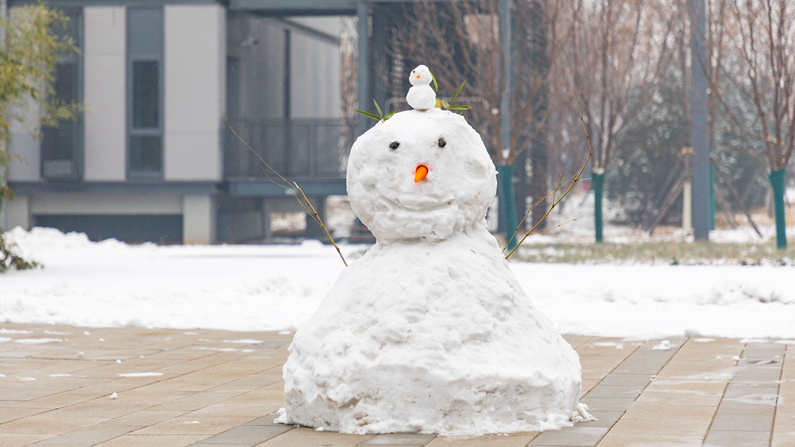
126,7,165,180
41,7,84,181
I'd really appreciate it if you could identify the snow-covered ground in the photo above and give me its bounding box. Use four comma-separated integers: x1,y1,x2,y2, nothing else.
2,226,793,340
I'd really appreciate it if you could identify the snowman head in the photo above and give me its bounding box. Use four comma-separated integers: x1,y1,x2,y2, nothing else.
409,65,433,87
346,109,497,242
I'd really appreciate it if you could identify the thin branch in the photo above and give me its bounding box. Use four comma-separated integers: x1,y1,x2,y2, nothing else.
225,117,347,267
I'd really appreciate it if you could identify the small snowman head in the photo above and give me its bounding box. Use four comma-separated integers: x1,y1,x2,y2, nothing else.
346,110,497,242
409,65,433,87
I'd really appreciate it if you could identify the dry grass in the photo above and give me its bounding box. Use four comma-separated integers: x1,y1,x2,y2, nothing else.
511,241,795,265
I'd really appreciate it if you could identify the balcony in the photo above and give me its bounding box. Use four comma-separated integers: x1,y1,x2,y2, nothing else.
224,117,354,179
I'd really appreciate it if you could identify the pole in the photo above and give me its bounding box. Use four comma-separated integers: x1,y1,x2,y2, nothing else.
682,147,693,232
0,0,8,231
356,0,369,137
690,0,710,241
499,0,517,250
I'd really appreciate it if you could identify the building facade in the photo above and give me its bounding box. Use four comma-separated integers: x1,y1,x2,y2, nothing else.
5,0,353,244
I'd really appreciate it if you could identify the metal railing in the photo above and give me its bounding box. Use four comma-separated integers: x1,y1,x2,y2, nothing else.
224,118,355,179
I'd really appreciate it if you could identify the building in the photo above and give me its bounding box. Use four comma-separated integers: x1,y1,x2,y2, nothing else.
5,0,381,244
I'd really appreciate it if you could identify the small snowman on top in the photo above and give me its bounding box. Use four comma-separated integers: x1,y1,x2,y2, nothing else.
406,65,436,111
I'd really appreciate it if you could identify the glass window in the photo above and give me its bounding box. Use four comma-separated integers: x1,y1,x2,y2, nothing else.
132,61,159,129
127,8,164,178
42,9,82,179
129,136,162,172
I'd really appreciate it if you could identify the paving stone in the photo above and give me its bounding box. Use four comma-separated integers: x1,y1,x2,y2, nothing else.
0,434,56,447
582,385,644,399
709,413,774,432
250,341,290,349
33,424,136,446
573,411,623,429
96,434,211,446
360,433,437,445
731,366,783,382
0,415,107,435
597,374,655,387
597,433,704,447
244,413,282,426
0,406,50,424
703,429,772,446
579,397,635,412
196,425,293,445
424,432,539,447
528,426,607,446
133,416,258,435
716,399,776,416
254,427,372,446
723,384,779,399
109,410,191,428
1,326,790,447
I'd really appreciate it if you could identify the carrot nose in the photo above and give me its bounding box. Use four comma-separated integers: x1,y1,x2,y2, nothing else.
416,75,421,79
414,165,428,183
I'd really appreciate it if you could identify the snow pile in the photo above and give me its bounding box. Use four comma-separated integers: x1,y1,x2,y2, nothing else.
3,226,795,340
281,77,581,436
1,226,345,331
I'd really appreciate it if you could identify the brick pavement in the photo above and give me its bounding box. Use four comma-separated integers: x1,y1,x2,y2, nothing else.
0,324,791,447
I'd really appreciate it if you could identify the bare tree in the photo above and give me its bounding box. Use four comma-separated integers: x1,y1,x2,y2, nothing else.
390,0,561,245
564,0,679,242
708,0,794,249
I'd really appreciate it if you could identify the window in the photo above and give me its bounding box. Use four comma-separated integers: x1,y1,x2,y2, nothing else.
127,8,164,178
41,9,82,180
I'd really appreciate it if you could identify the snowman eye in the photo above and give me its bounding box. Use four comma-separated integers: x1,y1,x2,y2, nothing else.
389,141,400,150
438,138,446,148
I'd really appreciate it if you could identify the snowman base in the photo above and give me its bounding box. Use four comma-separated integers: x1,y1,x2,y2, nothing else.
280,228,582,436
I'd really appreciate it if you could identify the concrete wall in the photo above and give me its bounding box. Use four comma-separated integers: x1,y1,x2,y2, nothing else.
29,194,182,215
164,4,226,181
183,195,216,244
8,99,42,181
83,7,127,181
6,196,31,230
290,17,342,119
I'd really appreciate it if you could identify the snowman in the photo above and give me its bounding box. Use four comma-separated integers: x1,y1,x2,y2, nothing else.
279,65,582,436
406,64,436,111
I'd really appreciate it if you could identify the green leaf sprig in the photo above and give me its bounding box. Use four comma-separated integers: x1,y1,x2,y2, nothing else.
355,99,395,122
441,80,472,112
430,70,438,91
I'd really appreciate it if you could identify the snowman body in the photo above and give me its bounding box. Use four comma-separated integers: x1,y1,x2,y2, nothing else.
280,75,582,436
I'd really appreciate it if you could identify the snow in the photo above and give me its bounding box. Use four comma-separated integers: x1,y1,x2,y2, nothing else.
282,89,581,436
14,338,63,344
347,109,496,242
2,226,794,340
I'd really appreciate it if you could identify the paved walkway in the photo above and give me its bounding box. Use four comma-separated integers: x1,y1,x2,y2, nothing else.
0,324,791,447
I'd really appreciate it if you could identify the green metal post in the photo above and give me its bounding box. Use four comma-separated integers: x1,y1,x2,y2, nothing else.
593,172,604,243
499,164,518,251
709,165,715,231
769,169,787,250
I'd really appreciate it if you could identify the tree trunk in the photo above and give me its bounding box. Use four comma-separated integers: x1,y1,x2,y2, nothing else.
531,132,548,231
498,164,518,250
769,169,787,250
593,172,605,243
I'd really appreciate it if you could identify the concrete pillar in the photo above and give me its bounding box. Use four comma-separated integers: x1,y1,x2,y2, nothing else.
183,195,216,244
6,196,31,230
164,4,225,181
683,181,692,232
304,196,327,239
83,6,126,181
261,199,272,242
